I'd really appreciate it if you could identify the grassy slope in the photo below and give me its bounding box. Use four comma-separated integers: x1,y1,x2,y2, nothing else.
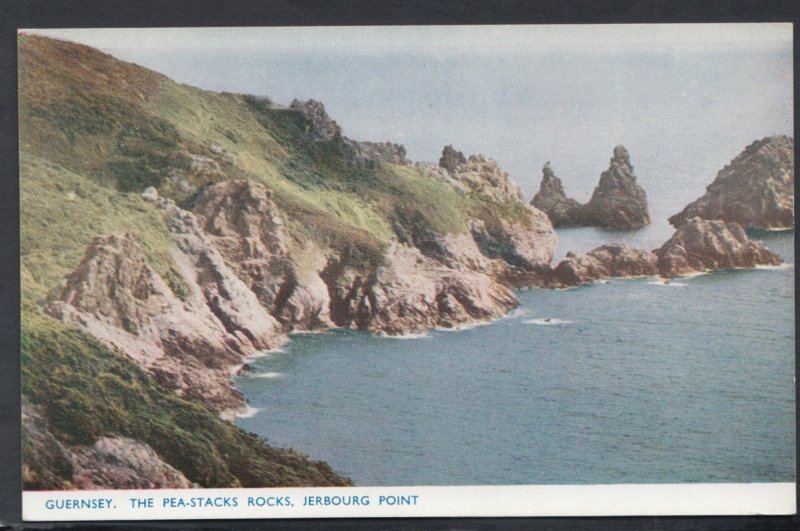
18,33,529,488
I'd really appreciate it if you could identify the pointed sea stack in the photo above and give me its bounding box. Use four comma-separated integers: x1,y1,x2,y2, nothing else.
531,146,650,229
530,162,584,226
669,136,794,229
584,145,650,229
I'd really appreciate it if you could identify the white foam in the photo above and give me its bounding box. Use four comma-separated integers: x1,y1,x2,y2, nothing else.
253,371,284,379
436,320,493,333
236,406,261,419
503,308,530,320
755,262,793,270
647,280,688,287
525,318,572,326
380,332,431,340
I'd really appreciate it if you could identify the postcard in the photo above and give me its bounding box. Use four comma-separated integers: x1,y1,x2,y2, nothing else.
18,24,795,521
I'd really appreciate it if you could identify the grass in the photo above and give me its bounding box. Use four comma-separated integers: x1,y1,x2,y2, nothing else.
18,34,538,489
20,154,186,302
22,305,350,489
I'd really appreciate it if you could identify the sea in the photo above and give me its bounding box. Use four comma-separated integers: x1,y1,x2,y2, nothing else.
236,220,795,486
28,25,797,488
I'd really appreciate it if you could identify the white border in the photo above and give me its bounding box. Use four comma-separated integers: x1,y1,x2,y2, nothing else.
22,483,796,521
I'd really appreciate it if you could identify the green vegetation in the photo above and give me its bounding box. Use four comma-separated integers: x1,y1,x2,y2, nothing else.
19,154,185,302
22,306,348,488
18,34,536,489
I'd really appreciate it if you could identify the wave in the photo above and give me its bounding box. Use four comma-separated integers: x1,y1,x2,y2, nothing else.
755,262,794,270
503,308,530,320
647,280,688,287
525,318,572,326
380,332,431,340
436,320,493,333
236,405,261,419
253,371,284,379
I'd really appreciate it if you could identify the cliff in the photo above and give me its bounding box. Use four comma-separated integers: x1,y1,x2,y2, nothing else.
20,34,556,489
669,136,794,229
531,146,651,229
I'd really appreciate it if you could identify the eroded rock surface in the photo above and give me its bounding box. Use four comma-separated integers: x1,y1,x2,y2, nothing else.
669,136,794,229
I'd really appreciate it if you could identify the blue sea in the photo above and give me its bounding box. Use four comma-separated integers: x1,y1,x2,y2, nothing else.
237,227,795,486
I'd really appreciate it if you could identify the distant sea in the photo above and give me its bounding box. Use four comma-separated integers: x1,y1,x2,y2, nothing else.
237,224,794,485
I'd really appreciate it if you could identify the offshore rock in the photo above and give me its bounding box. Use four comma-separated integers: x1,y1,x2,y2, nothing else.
669,136,794,229
553,245,658,285
532,146,650,228
655,217,781,277
553,218,780,284
530,162,584,226
584,145,650,228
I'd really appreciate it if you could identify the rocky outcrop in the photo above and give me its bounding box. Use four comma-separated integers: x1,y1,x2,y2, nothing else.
669,136,794,229
354,142,409,164
44,190,287,412
289,98,342,141
530,162,584,226
438,146,524,203
553,245,658,285
469,211,556,272
438,145,467,174
69,437,192,489
585,145,650,228
531,146,650,228
23,401,192,490
655,217,781,277
325,241,517,335
552,218,782,285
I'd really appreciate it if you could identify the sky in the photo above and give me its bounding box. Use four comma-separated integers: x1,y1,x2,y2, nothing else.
26,25,793,210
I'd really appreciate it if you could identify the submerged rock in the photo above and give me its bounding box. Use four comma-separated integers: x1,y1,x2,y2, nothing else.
669,136,794,229
531,146,650,229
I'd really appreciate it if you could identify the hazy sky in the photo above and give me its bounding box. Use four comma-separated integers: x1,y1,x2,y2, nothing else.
27,25,793,207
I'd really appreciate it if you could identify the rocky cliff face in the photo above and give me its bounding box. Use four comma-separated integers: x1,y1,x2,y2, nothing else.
43,231,281,412
669,136,794,229
44,176,557,413
531,146,650,229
